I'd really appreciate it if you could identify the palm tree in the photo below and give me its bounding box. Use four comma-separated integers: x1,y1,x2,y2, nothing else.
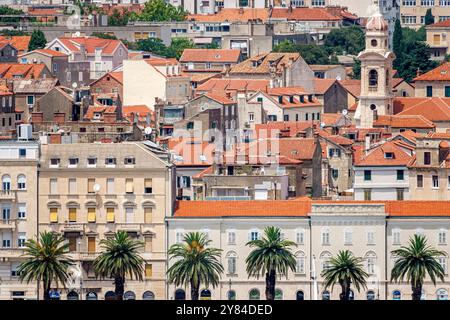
167,232,223,300
93,231,144,300
322,250,368,300
246,226,297,300
391,234,446,300
18,231,74,300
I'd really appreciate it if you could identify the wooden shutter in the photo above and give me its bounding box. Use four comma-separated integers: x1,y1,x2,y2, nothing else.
87,179,95,193
106,207,115,223
145,264,152,278
87,208,96,223
68,237,77,252
125,178,133,193
144,178,153,193
144,236,152,252
69,208,77,222
50,208,58,223
144,207,152,224
87,237,96,252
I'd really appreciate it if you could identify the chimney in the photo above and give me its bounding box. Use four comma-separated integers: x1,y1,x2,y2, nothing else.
416,68,422,78
103,112,116,124
49,132,62,144
134,113,139,124
53,112,66,125
31,112,43,124
365,134,371,155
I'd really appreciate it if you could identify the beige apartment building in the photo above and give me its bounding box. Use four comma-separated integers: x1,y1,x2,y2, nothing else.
38,142,175,300
401,1,450,30
169,200,450,300
0,140,39,300
426,19,450,61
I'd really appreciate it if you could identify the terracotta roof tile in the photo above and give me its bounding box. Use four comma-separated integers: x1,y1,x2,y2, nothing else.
187,8,269,23
394,97,450,122
56,37,124,55
229,52,300,74
271,7,342,21
33,49,68,57
180,49,241,63
339,79,361,97
196,78,270,94
354,140,414,166
373,115,435,129
314,78,336,94
414,62,450,81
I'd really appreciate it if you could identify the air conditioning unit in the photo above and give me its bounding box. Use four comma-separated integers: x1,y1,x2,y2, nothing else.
17,124,33,141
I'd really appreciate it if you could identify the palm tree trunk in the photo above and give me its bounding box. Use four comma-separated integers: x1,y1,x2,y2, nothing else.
191,279,199,300
114,276,125,300
265,269,276,300
412,283,422,301
43,279,51,301
339,279,351,300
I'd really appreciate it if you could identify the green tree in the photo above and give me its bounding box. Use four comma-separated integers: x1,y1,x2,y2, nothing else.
246,226,297,300
138,0,188,22
136,38,169,56
91,32,118,40
322,250,368,300
351,58,361,79
167,232,223,300
93,231,144,300
324,26,365,55
424,8,435,26
296,44,331,65
391,234,446,300
392,19,403,69
28,29,47,51
167,37,195,59
108,8,130,26
272,40,298,53
17,231,74,300
0,5,24,23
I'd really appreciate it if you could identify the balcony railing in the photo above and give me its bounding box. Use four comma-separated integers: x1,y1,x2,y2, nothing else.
79,252,100,261
0,248,25,258
0,219,16,229
0,190,17,200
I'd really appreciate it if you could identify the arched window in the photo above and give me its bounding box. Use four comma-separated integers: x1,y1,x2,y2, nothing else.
226,251,237,275
227,290,236,300
322,290,330,300
320,251,332,272
200,289,211,300
275,289,283,300
174,289,185,300
367,290,376,300
365,251,377,275
296,290,304,300
369,69,378,87
67,291,79,300
349,289,355,300
2,175,11,191
143,291,155,300
86,292,98,300
249,289,260,300
104,291,116,300
124,291,136,300
437,289,448,300
371,39,378,47
386,69,389,86
17,175,26,190
393,290,401,300
295,251,306,274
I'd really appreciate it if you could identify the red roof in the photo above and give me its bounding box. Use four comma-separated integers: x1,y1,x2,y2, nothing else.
428,19,450,28
414,62,450,81
339,79,361,97
255,121,314,139
56,37,124,55
204,92,236,105
271,7,342,21
314,79,337,94
0,63,48,79
354,140,414,167
180,49,241,63
394,97,450,122
33,49,68,57
84,105,116,120
373,115,435,129
188,8,269,23
196,78,270,94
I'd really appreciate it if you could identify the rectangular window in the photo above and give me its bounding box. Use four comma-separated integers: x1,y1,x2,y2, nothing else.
397,170,404,180
87,179,95,194
87,237,96,252
424,152,431,165
439,230,447,244
50,208,58,223
426,86,433,97
19,149,26,158
445,86,450,97
87,157,97,167
397,188,405,201
106,207,115,223
17,203,26,219
69,208,77,222
296,230,304,244
393,230,401,244
433,175,439,188
228,231,236,244
87,208,96,223
367,231,375,245
344,230,353,245
125,207,134,223
26,95,34,105
144,236,152,252
364,189,372,201
107,178,114,194
145,264,153,278
125,178,134,194
68,178,76,194
144,178,153,194
144,207,152,224
364,170,372,181
331,169,339,179
68,237,77,252
417,175,424,188
50,178,58,194
283,114,289,121
18,234,26,248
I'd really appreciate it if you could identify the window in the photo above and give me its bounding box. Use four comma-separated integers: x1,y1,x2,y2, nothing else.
87,157,97,167
249,289,260,300
17,175,26,190
68,178,76,194
187,122,194,130
445,86,450,98
50,207,58,223
396,170,404,181
144,236,152,252
26,95,34,106
403,0,416,5
125,178,134,194
2,175,10,191
331,169,339,179
68,157,78,167
125,207,134,223
424,152,431,165
321,228,330,245
365,252,377,274
18,149,26,158
311,0,325,5
145,264,152,279
18,233,26,248
2,206,10,220
2,235,11,248
50,178,58,194
396,188,405,201
144,178,153,194
295,251,306,273
367,230,375,245
88,237,96,253
401,16,417,24
227,230,236,245
432,175,439,188
249,229,259,241
320,252,332,271
364,189,372,201
176,231,184,243
227,290,236,300
421,0,435,5
17,203,26,219
87,207,96,223
249,112,255,122
296,229,304,244
106,207,115,223
50,158,60,167
283,115,289,121
426,86,433,97
393,229,401,245
69,208,77,222
87,178,95,194
106,178,114,194
439,257,448,274
344,228,353,245
369,70,378,87
124,157,136,165
439,229,447,244
437,289,448,300
226,252,237,274
364,170,372,181
417,175,423,188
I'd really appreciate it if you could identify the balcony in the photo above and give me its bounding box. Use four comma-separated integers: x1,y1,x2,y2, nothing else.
0,219,16,230
79,252,100,261
117,224,141,233
62,223,85,233
0,190,16,200
0,248,25,258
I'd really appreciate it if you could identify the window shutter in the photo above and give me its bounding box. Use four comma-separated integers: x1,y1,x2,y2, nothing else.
106,208,115,223
50,208,58,223
87,208,96,223
87,179,95,193
125,179,134,193
144,207,152,223
87,237,96,252
69,208,77,222
145,264,152,278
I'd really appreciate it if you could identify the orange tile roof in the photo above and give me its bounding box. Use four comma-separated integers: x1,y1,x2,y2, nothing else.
426,132,450,139
174,200,311,217
33,49,68,57
264,87,321,108
386,201,450,216
204,92,236,105
394,97,450,122
84,105,116,120
428,19,450,28
145,57,179,66
270,7,342,21
196,78,270,93
10,36,31,52
187,8,269,23
56,37,124,55
373,115,435,129
0,63,48,79
414,62,450,81
122,105,154,122
314,78,337,94
339,79,361,97
354,140,414,167
245,138,318,162
193,165,214,178
109,71,123,84
180,49,241,63
254,121,314,138
229,52,300,74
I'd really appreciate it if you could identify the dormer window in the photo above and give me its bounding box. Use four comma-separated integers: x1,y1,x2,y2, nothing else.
68,157,79,167
105,157,117,166
93,113,101,119
50,158,60,167
124,156,136,165
289,96,294,103
278,96,283,103
87,157,97,167
384,152,394,159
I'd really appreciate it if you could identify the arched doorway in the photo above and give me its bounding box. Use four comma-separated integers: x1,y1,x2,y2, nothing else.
104,291,116,300
437,289,448,300
296,290,304,300
67,291,79,300
349,289,354,300
249,289,260,300
200,289,211,300
322,290,330,300
227,290,236,300
393,290,401,300
143,291,155,300
174,289,185,300
367,290,375,300
275,289,283,300
86,291,98,300
124,291,136,300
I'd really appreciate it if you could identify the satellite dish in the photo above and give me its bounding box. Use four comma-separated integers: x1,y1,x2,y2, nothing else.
342,109,348,116
320,122,325,128
336,75,342,81
93,183,101,193
74,31,81,37
72,82,78,89
144,127,152,135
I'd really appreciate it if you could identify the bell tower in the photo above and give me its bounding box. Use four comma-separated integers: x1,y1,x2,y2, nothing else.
354,10,396,128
